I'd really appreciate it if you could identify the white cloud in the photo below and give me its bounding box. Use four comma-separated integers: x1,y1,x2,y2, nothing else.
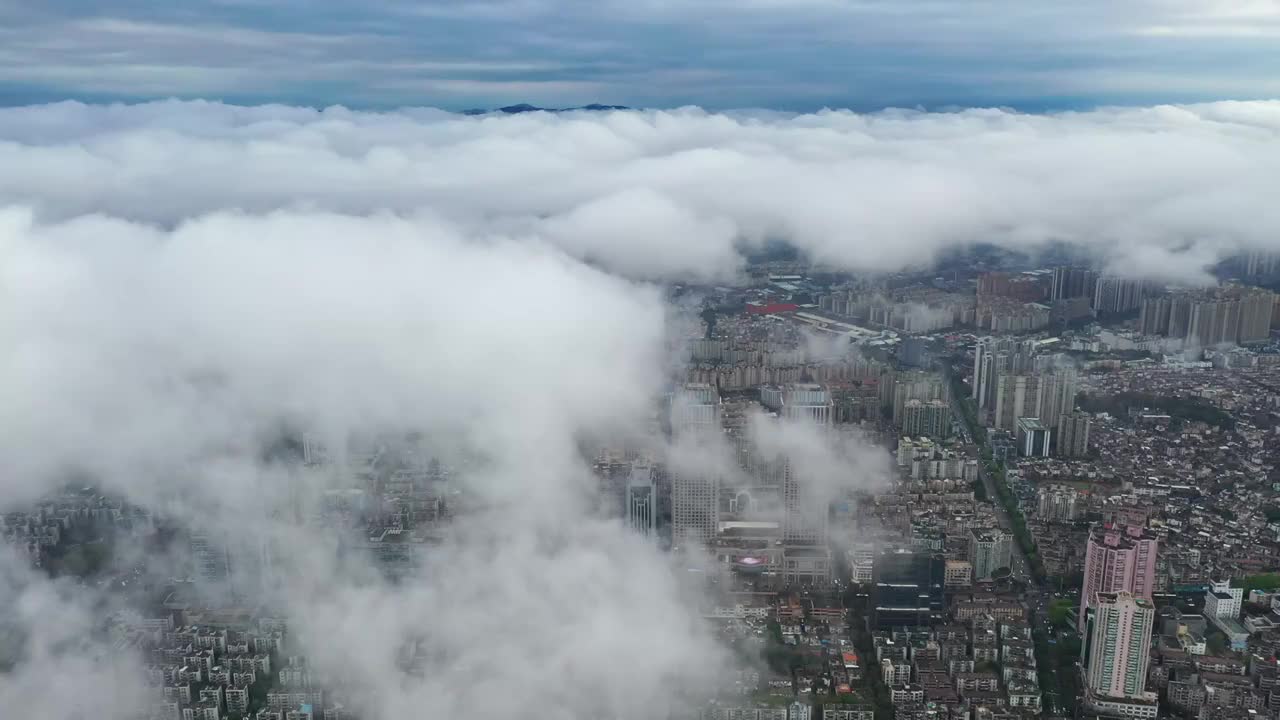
2,98,1279,718
4,100,1280,282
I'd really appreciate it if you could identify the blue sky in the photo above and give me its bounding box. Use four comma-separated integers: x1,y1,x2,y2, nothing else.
1,0,1279,111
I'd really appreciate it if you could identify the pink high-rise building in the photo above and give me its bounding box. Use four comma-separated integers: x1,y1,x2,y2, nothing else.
1078,524,1158,631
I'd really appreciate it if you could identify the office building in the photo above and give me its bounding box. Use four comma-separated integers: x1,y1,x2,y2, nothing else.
872,549,944,629
1079,524,1158,631
670,384,722,548
901,399,950,440
1016,417,1051,457
626,463,656,537
970,529,1012,581
765,384,834,547
1056,411,1091,458
1083,591,1155,701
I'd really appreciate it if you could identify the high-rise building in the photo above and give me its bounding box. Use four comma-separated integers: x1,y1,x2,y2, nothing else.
1056,411,1091,457
1140,287,1275,346
889,371,946,425
872,548,944,629
901,399,950,440
1051,266,1097,301
1083,591,1155,700
1017,417,1051,457
1038,485,1080,522
972,338,1036,412
992,367,1077,431
969,529,1012,581
1079,524,1158,631
670,383,722,549
1092,276,1146,316
625,462,656,537
777,384,833,546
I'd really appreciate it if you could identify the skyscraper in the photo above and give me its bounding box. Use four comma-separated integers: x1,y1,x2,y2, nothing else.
1079,524,1158,631
1083,591,1155,700
625,462,656,537
969,529,1012,581
778,384,834,546
872,548,945,629
670,383,722,549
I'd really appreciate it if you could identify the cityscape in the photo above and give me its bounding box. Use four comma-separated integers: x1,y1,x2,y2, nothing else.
5,4,1280,720
8,240,1280,720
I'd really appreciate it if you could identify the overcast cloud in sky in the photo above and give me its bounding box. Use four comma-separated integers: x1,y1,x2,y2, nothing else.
2,1,1280,110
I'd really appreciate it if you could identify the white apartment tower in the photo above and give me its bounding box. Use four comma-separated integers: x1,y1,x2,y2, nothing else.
1084,591,1155,700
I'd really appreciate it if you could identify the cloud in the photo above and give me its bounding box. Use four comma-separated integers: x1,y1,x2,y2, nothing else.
4,100,1280,282
0,200,727,718
3,1,1280,108
2,98,1279,718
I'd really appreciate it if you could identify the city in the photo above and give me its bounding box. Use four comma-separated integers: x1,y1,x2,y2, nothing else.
8,248,1280,720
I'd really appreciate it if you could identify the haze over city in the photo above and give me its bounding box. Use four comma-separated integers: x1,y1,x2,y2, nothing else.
4,3,1280,720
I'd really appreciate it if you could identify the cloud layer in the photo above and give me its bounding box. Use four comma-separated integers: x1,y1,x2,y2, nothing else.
2,98,1280,718
4,100,1280,283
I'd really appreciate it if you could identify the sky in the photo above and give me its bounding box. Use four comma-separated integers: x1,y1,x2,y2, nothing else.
2,1,1280,110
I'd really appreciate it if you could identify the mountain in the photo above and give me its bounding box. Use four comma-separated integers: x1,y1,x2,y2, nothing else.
461,103,630,115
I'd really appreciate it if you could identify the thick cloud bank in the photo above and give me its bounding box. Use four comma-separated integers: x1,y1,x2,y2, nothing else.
1,99,1278,718
2,100,1280,282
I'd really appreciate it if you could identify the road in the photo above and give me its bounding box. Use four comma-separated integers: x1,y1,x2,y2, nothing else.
951,398,1062,715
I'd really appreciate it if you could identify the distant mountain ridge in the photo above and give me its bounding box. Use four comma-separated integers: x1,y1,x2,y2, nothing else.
461,103,630,115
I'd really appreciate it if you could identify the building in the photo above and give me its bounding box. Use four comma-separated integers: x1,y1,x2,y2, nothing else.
1083,591,1157,716
889,372,947,426
671,384,723,548
992,367,1076,432
972,337,1037,412
970,529,1012,581
1056,411,1091,458
626,462,657,537
1093,276,1146,315
1051,266,1096,301
762,382,835,425
1139,287,1275,346
1037,485,1080,522
944,560,972,588
1079,524,1158,631
872,549,944,629
901,399,950,440
1016,417,1051,457
778,384,833,546
1204,580,1243,620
